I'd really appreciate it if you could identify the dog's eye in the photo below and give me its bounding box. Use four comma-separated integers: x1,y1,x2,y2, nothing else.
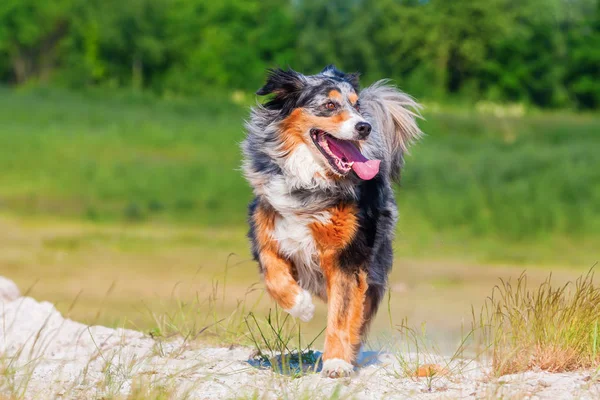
325,101,337,110
354,101,360,112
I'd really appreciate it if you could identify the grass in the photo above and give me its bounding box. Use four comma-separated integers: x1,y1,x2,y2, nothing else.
3,259,600,399
7,213,596,348
0,86,247,226
125,383,175,400
1,84,600,396
0,86,599,265
144,273,265,347
0,268,354,399
245,309,323,377
405,111,600,241
390,319,476,392
477,265,600,376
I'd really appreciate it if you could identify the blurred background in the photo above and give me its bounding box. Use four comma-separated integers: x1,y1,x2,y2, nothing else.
0,0,599,348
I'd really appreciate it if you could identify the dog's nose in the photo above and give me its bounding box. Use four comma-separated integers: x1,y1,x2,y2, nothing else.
355,122,372,139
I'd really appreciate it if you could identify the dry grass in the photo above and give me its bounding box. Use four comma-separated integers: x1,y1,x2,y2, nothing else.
478,265,600,375
4,214,600,398
5,213,594,351
124,380,176,400
3,252,600,398
388,318,478,393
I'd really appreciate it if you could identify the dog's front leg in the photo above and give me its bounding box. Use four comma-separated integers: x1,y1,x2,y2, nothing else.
253,203,314,322
321,266,368,378
258,248,315,322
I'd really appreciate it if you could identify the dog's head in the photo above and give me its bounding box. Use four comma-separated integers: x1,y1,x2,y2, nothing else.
256,65,380,182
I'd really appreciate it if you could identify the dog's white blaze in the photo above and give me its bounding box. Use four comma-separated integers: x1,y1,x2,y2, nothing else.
272,211,329,298
335,116,366,140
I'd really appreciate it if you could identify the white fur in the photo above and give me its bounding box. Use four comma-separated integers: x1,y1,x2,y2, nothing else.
336,116,367,140
263,177,302,213
272,211,329,298
282,144,328,189
322,358,354,378
242,161,269,195
259,144,337,212
284,289,315,322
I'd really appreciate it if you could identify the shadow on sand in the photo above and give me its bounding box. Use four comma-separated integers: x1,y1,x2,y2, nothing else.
247,350,381,375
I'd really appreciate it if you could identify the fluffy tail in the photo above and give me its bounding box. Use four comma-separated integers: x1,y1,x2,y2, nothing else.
360,80,423,182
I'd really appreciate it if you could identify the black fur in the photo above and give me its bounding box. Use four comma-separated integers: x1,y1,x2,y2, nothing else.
338,176,395,300
242,66,422,372
256,68,306,115
321,64,360,91
247,198,260,262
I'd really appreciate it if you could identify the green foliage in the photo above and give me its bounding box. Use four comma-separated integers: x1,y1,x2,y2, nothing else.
162,0,296,92
0,0,598,108
402,112,600,239
0,0,74,83
1,87,599,245
564,0,600,108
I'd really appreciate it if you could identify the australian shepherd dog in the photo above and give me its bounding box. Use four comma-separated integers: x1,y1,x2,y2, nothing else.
242,65,422,378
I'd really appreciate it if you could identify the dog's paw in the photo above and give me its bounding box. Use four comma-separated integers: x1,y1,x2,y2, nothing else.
321,358,354,378
284,289,314,322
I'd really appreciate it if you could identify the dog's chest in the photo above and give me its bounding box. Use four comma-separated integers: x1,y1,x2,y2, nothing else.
272,212,330,298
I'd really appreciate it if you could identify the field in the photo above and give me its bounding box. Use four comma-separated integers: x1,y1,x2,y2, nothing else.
1,86,599,348
1,0,598,395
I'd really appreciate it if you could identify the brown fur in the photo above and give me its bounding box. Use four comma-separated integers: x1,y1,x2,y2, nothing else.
348,92,358,105
280,108,352,147
310,203,358,250
253,204,301,309
309,204,369,365
322,269,368,363
245,70,424,377
278,109,309,154
328,90,343,101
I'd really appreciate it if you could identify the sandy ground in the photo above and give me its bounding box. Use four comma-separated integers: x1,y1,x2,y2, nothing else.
1,276,599,399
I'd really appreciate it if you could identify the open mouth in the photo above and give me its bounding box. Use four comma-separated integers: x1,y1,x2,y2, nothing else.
310,129,381,180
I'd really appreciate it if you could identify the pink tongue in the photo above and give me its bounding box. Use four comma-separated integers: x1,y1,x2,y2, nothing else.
326,137,381,180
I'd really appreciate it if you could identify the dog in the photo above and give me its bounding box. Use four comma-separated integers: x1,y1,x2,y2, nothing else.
242,65,422,378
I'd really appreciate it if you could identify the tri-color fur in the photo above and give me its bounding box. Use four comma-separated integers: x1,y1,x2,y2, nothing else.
242,65,422,378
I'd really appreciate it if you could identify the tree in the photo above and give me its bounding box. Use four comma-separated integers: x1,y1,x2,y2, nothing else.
162,0,296,92
0,0,73,83
564,0,600,109
0,0,598,109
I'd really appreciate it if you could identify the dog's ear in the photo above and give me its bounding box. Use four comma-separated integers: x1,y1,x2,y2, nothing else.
321,64,360,91
256,68,306,114
256,68,305,97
